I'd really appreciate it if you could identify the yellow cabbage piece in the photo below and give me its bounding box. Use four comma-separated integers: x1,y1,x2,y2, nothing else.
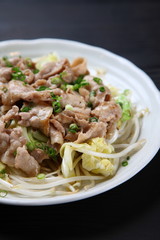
34,52,59,70
60,138,119,178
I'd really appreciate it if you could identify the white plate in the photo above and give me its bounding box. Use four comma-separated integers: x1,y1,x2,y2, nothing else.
0,38,160,206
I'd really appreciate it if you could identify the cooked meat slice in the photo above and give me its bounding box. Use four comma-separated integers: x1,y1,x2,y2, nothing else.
0,121,10,154
60,91,86,108
64,131,79,142
0,67,12,83
79,87,90,102
22,88,63,103
61,66,74,83
31,79,49,88
75,122,107,143
2,105,19,122
30,149,49,164
1,127,26,167
74,117,89,131
91,101,122,123
1,80,34,105
71,58,89,76
23,69,35,84
64,109,91,119
50,126,64,147
54,112,74,125
19,104,53,135
15,146,40,177
84,75,100,91
35,59,69,80
50,119,65,136
2,80,63,105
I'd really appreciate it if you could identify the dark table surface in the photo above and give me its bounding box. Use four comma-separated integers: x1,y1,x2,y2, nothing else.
0,0,160,239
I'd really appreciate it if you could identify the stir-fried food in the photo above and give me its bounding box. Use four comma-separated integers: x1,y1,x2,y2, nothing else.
0,54,146,198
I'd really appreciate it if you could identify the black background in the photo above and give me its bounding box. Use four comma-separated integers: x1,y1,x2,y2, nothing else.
0,0,160,239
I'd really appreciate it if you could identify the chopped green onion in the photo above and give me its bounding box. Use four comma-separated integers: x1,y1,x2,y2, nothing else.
51,76,62,84
72,75,89,91
93,77,102,85
36,86,51,91
89,117,98,122
32,69,39,74
60,84,67,91
0,190,8,198
87,102,93,108
68,123,79,133
99,86,105,92
2,56,13,67
20,106,32,112
50,92,62,113
26,142,35,151
90,90,96,97
126,156,130,160
37,173,46,180
122,161,128,167
11,67,27,83
65,104,74,111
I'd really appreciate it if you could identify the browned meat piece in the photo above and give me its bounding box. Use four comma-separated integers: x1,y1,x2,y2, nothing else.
23,88,63,103
1,80,34,105
61,66,74,83
60,91,86,108
1,127,26,167
23,69,35,84
1,105,19,122
54,112,74,125
0,67,12,83
50,118,65,136
79,87,90,102
35,59,69,80
91,101,122,123
71,58,89,76
75,122,107,143
31,79,49,88
15,146,40,177
64,131,79,142
0,121,10,154
30,149,49,164
1,80,63,105
50,126,64,148
19,104,53,135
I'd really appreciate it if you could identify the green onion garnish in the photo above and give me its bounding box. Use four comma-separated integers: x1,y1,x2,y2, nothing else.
36,86,51,91
37,173,46,180
122,161,128,167
87,102,93,108
68,123,79,133
50,92,62,113
20,106,32,112
93,77,102,85
51,76,62,84
89,117,98,122
99,86,105,92
2,56,13,67
11,67,27,83
32,69,39,74
90,90,96,97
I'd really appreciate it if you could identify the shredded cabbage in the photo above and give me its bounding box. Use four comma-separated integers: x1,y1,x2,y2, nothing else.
60,138,119,178
34,53,59,70
115,90,132,122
